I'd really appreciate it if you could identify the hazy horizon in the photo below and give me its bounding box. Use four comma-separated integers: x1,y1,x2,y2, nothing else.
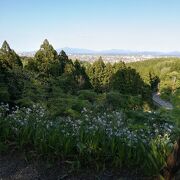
1,0,180,52
16,46,180,54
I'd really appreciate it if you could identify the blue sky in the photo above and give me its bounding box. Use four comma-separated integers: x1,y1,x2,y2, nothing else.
0,0,180,52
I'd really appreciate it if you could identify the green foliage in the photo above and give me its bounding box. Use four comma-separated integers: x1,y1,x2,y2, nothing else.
0,105,178,175
103,62,113,91
87,57,106,92
113,61,126,73
46,94,91,117
73,60,92,89
0,40,179,176
0,62,10,102
34,39,60,76
24,57,39,72
78,90,97,103
0,41,24,103
58,50,69,74
105,91,143,110
149,73,160,92
128,58,180,96
168,89,180,127
111,67,150,98
5,69,24,103
0,41,23,69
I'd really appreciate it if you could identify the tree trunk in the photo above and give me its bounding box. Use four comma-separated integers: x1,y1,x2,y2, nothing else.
161,138,180,180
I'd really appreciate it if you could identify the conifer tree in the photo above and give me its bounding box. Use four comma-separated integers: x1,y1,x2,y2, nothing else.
111,67,146,96
58,50,72,74
87,56,106,92
73,60,91,89
34,39,60,76
0,40,22,68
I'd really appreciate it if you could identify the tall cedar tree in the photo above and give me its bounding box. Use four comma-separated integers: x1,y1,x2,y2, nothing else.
0,41,24,103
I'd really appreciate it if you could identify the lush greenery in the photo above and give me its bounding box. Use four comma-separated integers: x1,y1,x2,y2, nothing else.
0,40,179,176
128,58,180,126
128,58,180,101
0,40,152,116
0,104,178,175
170,89,180,126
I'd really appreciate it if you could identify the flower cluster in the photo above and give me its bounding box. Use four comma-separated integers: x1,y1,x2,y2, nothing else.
0,104,177,149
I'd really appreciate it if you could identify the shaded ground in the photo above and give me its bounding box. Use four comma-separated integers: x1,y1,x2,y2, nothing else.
0,153,153,180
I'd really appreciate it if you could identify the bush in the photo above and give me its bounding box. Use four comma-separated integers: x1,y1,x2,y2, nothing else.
105,91,143,110
78,90,97,103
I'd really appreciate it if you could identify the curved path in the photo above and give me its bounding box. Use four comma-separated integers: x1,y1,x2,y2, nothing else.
152,93,173,110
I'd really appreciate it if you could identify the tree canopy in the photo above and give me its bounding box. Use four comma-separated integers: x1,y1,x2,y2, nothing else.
1,40,179,116
0,41,22,69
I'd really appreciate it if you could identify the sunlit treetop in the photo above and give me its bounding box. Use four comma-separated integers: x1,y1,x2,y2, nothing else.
1,41,11,52
0,41,22,68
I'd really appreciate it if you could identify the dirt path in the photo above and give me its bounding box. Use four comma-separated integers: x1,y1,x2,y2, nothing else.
0,153,152,180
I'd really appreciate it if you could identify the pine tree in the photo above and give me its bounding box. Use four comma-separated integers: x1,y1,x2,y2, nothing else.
103,62,113,91
34,39,60,76
0,40,23,69
73,60,91,89
87,56,106,92
0,61,10,102
149,73,160,92
58,50,71,74
111,67,147,96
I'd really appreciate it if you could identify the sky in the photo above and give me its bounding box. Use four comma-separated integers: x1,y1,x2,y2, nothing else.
0,0,180,52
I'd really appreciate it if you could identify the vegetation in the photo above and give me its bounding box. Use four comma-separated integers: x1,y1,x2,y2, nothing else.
0,40,179,176
0,104,178,175
128,58,180,124
128,58,180,100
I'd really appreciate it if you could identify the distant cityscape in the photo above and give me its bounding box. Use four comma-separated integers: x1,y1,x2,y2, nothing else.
69,54,157,63
18,47,180,63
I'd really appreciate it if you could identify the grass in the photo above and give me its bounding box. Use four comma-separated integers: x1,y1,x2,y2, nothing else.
168,89,180,127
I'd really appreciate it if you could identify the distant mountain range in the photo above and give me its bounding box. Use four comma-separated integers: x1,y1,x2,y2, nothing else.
18,47,180,57
58,48,180,56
